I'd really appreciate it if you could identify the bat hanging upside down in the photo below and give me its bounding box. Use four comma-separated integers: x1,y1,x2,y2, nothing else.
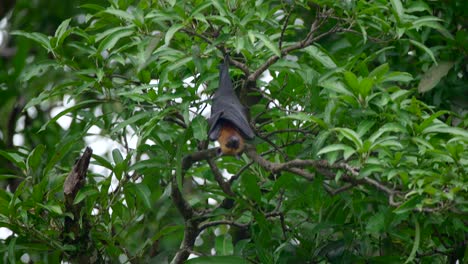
217,120,245,156
208,55,255,157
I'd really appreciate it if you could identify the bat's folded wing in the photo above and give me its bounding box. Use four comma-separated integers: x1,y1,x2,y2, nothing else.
208,102,255,141
208,111,223,141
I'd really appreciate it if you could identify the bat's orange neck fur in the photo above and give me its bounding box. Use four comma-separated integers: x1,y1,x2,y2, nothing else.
218,121,244,155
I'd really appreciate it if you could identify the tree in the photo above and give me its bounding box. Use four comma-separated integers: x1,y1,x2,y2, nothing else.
0,0,467,263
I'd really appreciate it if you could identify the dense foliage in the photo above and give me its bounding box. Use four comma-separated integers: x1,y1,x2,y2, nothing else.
0,0,467,263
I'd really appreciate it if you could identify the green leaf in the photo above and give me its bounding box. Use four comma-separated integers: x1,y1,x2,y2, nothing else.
357,20,367,44
366,212,385,234
53,18,72,47
242,172,261,203
39,100,100,132
393,196,423,214
383,72,413,83
104,7,134,22
11,31,51,51
74,186,99,205
390,89,412,102
320,80,354,97
253,32,281,57
0,151,26,171
212,0,228,16
165,24,184,46
406,2,431,13
304,46,337,69
368,123,405,143
405,216,420,264
418,62,454,93
92,154,113,170
8,236,16,264
357,120,375,137
359,77,374,97
334,128,363,149
281,113,327,128
27,144,46,172
317,144,355,157
111,112,152,134
369,63,389,80
174,130,188,195
185,256,249,264
190,2,211,17
128,158,166,171
409,39,437,64
390,0,404,22
416,110,450,133
410,16,442,30
127,183,152,209
422,125,468,138
234,36,246,55
208,15,231,25
152,225,184,242
112,149,124,164
191,116,208,141
411,137,434,150
166,56,192,72
80,4,106,11
372,138,403,150
20,60,60,82
215,234,234,255
44,139,77,175
38,203,63,215
343,71,359,95
98,27,135,53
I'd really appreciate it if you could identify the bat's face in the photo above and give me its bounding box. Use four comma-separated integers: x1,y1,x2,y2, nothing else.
217,121,245,156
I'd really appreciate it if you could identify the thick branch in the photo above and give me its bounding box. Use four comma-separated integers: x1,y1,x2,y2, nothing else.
64,147,93,205
172,148,218,221
207,159,236,197
63,147,96,263
244,145,358,179
199,220,249,231
171,220,199,264
182,148,219,171
171,176,194,220
171,148,220,263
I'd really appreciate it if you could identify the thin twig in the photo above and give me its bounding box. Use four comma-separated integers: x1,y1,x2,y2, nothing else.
199,220,249,231
279,8,292,50
207,159,236,197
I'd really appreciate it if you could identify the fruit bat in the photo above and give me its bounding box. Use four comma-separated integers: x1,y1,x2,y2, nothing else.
208,55,255,156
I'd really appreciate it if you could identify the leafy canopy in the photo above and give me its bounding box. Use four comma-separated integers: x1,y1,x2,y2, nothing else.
0,0,467,263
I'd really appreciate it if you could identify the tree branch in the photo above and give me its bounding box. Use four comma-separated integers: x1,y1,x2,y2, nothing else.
207,159,236,197
171,220,199,264
199,220,249,231
248,9,337,82
242,144,440,212
171,148,219,264
63,147,97,263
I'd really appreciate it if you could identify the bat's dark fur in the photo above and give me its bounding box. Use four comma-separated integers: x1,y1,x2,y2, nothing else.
208,55,255,155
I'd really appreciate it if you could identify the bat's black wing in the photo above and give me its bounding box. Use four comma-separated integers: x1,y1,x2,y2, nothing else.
208,55,255,141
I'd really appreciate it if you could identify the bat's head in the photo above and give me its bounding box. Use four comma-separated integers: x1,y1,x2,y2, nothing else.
217,120,245,157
